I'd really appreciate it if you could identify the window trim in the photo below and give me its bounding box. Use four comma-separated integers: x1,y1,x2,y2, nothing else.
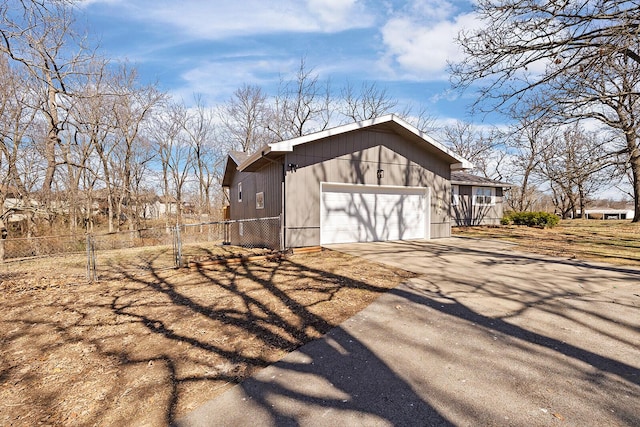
237,182,243,203
473,186,495,206
451,185,460,206
256,191,264,209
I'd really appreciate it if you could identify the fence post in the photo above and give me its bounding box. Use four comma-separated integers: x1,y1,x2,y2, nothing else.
223,221,230,245
279,214,284,251
173,225,182,268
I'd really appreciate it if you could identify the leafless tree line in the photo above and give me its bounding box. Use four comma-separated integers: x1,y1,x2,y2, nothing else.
0,1,230,236
440,117,615,218
2,0,636,241
451,0,640,221
0,2,433,237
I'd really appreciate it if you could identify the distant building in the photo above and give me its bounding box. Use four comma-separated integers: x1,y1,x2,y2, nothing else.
575,208,635,220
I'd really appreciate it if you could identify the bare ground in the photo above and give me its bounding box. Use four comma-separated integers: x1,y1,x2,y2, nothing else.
0,245,414,426
3,220,638,426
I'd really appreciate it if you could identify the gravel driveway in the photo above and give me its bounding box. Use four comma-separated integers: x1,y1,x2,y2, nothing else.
176,237,640,427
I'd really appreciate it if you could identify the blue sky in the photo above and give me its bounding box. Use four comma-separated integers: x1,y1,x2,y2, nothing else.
80,0,488,126
75,0,634,200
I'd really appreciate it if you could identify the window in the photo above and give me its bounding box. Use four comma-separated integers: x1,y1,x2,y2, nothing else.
237,182,242,202
256,192,264,209
473,187,494,206
451,185,460,206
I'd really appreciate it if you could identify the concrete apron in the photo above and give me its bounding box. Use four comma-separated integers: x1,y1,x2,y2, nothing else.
175,238,640,427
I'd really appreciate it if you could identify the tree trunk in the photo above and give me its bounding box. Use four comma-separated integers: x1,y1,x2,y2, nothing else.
518,163,534,212
96,145,115,233
578,184,586,219
107,192,114,233
629,135,640,223
163,169,170,233
42,74,60,200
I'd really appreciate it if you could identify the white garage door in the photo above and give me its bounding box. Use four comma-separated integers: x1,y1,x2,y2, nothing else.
320,183,429,245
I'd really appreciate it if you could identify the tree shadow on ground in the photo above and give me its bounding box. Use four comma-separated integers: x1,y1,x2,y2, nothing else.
3,241,638,426
119,241,640,425
187,268,637,425
177,324,454,426
104,250,434,425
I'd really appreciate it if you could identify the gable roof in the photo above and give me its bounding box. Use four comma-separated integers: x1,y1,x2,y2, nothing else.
451,171,514,188
229,150,250,165
236,114,474,173
221,151,251,187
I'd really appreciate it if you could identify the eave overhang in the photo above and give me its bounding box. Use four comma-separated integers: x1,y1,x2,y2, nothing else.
235,114,475,173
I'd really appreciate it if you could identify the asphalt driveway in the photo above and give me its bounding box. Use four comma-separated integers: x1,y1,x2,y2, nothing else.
175,237,640,427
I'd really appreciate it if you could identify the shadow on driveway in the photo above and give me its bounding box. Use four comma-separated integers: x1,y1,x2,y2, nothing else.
176,324,453,426
176,238,640,426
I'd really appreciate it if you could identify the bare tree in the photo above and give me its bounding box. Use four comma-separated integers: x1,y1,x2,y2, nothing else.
538,124,611,218
59,122,93,233
149,101,192,229
400,104,440,135
442,121,504,178
128,133,155,230
339,81,398,122
68,59,117,232
0,0,94,201
267,58,333,140
0,56,36,202
109,65,164,231
0,56,40,236
91,94,119,233
452,0,640,221
219,84,268,152
183,95,219,221
502,118,553,212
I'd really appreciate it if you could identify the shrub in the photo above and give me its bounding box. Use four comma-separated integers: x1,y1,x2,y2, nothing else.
502,211,559,228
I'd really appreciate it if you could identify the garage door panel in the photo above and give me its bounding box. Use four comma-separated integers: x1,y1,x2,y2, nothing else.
321,184,428,245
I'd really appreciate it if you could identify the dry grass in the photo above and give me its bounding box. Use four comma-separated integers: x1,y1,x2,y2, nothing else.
3,220,638,425
453,219,640,266
0,245,414,426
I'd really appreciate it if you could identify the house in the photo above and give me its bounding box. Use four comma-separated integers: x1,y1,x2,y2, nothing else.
142,196,183,220
450,171,513,226
576,207,635,220
222,114,474,249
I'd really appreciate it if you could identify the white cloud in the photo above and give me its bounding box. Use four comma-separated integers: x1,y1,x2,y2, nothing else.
407,0,458,21
173,57,297,102
379,0,480,80
87,0,375,39
306,0,371,31
78,0,122,5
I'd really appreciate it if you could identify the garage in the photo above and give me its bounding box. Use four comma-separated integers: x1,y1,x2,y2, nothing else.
223,115,471,247
320,183,430,245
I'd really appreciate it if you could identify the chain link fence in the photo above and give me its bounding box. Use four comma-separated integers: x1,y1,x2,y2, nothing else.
174,216,281,267
1,234,88,261
3,216,282,279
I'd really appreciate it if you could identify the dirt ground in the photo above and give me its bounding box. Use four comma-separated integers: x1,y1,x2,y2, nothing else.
0,245,414,426
3,220,637,426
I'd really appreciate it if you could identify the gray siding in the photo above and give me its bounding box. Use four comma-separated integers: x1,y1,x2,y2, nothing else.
452,186,504,226
228,162,282,220
227,161,283,247
283,129,452,247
